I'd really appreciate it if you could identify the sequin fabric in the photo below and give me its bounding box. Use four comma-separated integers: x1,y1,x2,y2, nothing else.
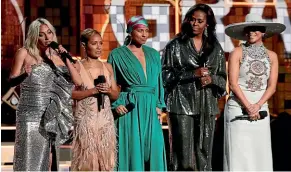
240,43,270,92
14,63,74,171
162,37,227,171
162,37,227,115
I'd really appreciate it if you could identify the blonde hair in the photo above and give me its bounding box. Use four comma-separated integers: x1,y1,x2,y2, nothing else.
24,18,57,63
80,28,101,46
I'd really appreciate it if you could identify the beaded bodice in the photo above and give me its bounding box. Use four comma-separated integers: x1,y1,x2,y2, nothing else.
238,43,271,91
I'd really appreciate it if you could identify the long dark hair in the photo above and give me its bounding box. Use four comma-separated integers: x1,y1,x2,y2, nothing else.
178,4,218,54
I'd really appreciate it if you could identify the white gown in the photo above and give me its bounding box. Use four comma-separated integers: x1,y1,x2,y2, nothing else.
224,43,273,171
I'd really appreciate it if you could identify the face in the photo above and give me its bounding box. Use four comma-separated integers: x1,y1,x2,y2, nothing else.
85,34,102,59
38,24,54,49
190,10,208,36
131,26,149,45
244,26,265,44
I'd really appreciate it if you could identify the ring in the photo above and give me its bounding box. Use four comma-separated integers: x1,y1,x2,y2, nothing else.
204,81,207,84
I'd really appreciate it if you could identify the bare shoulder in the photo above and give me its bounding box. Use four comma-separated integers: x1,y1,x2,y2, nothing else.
267,50,278,61
80,59,86,65
15,48,28,59
73,61,81,72
230,47,243,60
10,48,29,76
104,62,114,74
232,47,242,54
80,59,89,69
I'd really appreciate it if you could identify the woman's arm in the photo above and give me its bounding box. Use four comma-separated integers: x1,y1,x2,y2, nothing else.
72,87,98,100
107,52,128,114
156,52,166,110
56,45,83,86
208,48,227,97
228,47,254,111
256,50,278,107
161,44,195,87
9,48,30,86
103,63,120,101
65,59,83,86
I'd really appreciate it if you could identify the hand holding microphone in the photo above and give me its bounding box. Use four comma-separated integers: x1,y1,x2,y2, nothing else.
231,108,268,122
95,75,109,93
94,75,107,110
115,103,135,115
49,41,76,64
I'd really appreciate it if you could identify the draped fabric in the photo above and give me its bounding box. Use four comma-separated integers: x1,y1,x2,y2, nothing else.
108,45,167,171
14,63,73,171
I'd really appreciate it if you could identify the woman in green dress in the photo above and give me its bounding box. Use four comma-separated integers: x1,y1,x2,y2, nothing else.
107,16,167,171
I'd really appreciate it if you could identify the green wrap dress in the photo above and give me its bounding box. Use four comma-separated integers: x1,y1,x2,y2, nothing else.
108,45,167,171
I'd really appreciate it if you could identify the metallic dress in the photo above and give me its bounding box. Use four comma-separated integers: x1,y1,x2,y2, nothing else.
13,63,74,171
162,37,227,171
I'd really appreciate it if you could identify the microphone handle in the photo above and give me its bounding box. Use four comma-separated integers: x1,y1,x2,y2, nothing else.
235,115,249,119
236,114,265,120
61,52,76,64
101,94,104,109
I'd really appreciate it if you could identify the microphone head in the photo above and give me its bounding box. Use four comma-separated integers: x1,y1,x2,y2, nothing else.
97,75,106,83
94,75,106,85
49,41,59,50
259,111,268,119
125,103,135,112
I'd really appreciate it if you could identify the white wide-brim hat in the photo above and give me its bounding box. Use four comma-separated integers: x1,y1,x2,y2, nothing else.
225,13,286,40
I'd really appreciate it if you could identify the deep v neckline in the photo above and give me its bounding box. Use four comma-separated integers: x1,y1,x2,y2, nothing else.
82,60,104,85
124,45,148,82
190,38,204,55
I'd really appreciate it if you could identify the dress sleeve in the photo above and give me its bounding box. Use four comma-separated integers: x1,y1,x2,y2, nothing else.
161,43,196,88
107,52,127,109
210,47,227,98
155,52,166,109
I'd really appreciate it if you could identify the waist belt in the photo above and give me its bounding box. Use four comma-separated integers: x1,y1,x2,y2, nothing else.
123,85,155,94
122,85,156,105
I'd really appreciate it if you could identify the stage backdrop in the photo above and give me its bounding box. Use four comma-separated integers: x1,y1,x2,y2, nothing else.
1,0,291,118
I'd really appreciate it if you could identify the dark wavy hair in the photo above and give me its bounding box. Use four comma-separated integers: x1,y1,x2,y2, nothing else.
178,4,218,55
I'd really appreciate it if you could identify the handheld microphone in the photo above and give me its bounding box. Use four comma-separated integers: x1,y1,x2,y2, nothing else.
125,103,135,112
94,75,106,110
233,111,268,121
49,41,76,64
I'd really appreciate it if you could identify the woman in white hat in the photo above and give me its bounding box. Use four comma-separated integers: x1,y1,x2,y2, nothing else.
223,13,285,171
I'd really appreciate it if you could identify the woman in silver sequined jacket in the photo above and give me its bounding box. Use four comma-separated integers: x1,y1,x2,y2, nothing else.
10,18,82,171
161,4,227,171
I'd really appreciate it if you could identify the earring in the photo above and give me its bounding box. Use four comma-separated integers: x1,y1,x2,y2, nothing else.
204,27,208,37
128,36,132,45
83,48,88,60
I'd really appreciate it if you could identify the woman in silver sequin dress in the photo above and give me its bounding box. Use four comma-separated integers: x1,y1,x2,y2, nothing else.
224,13,286,171
10,18,82,171
71,28,119,171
